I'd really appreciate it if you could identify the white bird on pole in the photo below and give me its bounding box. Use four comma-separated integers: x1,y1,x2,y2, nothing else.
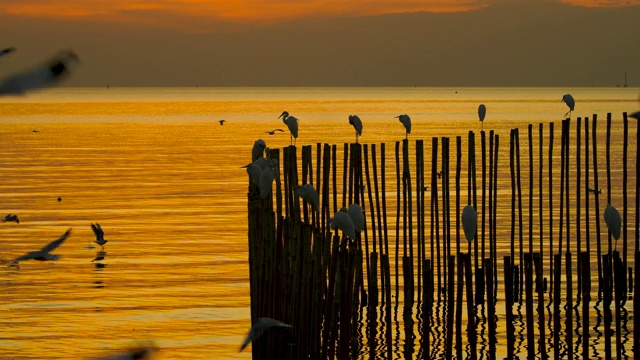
462,204,477,242
296,183,319,212
604,204,622,247
240,317,292,352
396,114,411,140
259,159,279,198
562,94,575,118
478,104,487,131
278,111,299,146
330,208,356,239
348,203,365,234
252,139,267,162
0,50,79,95
348,115,363,144
7,228,72,268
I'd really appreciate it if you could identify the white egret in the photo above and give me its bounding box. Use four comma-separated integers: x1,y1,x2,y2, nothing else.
348,203,365,233
396,114,411,139
265,129,285,135
7,228,72,268
218,120,226,126
278,111,299,146
461,205,477,242
252,139,267,162
562,94,575,118
242,162,263,186
330,208,356,239
91,223,108,248
240,317,292,352
0,47,15,58
0,50,79,95
1,213,19,223
478,104,487,130
604,204,622,244
296,183,319,212
348,115,363,143
259,159,279,198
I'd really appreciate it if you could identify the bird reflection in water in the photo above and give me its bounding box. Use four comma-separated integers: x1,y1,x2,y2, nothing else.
93,249,107,270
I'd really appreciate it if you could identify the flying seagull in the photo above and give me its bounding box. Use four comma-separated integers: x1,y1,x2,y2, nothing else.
0,50,79,95
240,317,292,352
265,129,285,135
91,342,158,360
0,47,15,58
7,228,72,268
1,213,19,224
218,120,226,125
91,223,108,248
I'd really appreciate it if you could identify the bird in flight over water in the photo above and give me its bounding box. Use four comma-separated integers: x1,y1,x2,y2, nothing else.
218,120,226,125
265,129,284,135
1,213,19,224
91,223,109,248
7,228,72,269
0,50,79,95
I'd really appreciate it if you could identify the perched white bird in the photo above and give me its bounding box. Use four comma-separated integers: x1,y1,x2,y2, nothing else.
91,223,108,247
242,162,263,186
478,104,486,130
265,129,284,135
348,203,365,233
218,120,226,126
604,204,622,242
1,213,19,224
396,114,411,139
240,317,292,352
0,50,79,95
562,94,575,118
278,111,299,145
462,205,477,242
348,115,363,143
7,228,72,268
330,208,356,239
259,159,279,198
0,47,15,58
296,183,319,212
252,139,267,162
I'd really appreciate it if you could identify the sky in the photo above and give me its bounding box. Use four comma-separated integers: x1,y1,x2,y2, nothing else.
0,0,639,87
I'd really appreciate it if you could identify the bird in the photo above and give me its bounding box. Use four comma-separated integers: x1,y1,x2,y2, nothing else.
252,139,267,162
588,187,602,194
604,204,621,247
1,213,19,224
462,205,477,242
330,208,356,240
91,223,108,248
0,47,15,58
240,317,292,352
259,159,279,198
278,111,299,146
0,50,79,95
478,104,487,130
92,250,107,262
92,342,158,360
242,162,263,186
562,94,575,118
57,196,62,202
296,183,319,212
218,120,226,125
265,129,285,135
348,115,363,143
630,111,639,120
396,114,411,139
348,203,365,234
7,228,72,268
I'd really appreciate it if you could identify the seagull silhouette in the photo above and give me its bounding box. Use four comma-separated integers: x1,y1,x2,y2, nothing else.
265,129,284,135
218,120,226,125
91,223,108,248
1,213,19,224
240,317,292,352
7,228,72,268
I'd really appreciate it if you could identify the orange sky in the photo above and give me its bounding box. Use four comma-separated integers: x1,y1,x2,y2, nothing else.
2,0,639,29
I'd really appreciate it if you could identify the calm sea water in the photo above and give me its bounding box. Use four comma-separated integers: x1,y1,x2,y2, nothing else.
0,87,638,359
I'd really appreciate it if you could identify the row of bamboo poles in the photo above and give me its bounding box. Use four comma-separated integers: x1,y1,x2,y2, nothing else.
246,112,638,359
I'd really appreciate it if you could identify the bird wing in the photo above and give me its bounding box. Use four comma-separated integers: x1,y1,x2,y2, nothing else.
240,318,291,352
275,129,284,132
40,228,72,254
8,251,38,265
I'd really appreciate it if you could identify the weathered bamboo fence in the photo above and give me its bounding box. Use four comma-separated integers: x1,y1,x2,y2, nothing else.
246,112,638,359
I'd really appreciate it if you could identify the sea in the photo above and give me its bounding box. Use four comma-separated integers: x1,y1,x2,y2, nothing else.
0,86,638,359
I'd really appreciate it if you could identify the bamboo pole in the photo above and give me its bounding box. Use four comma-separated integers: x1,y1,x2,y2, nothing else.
548,122,555,294
592,115,603,294
504,256,514,359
